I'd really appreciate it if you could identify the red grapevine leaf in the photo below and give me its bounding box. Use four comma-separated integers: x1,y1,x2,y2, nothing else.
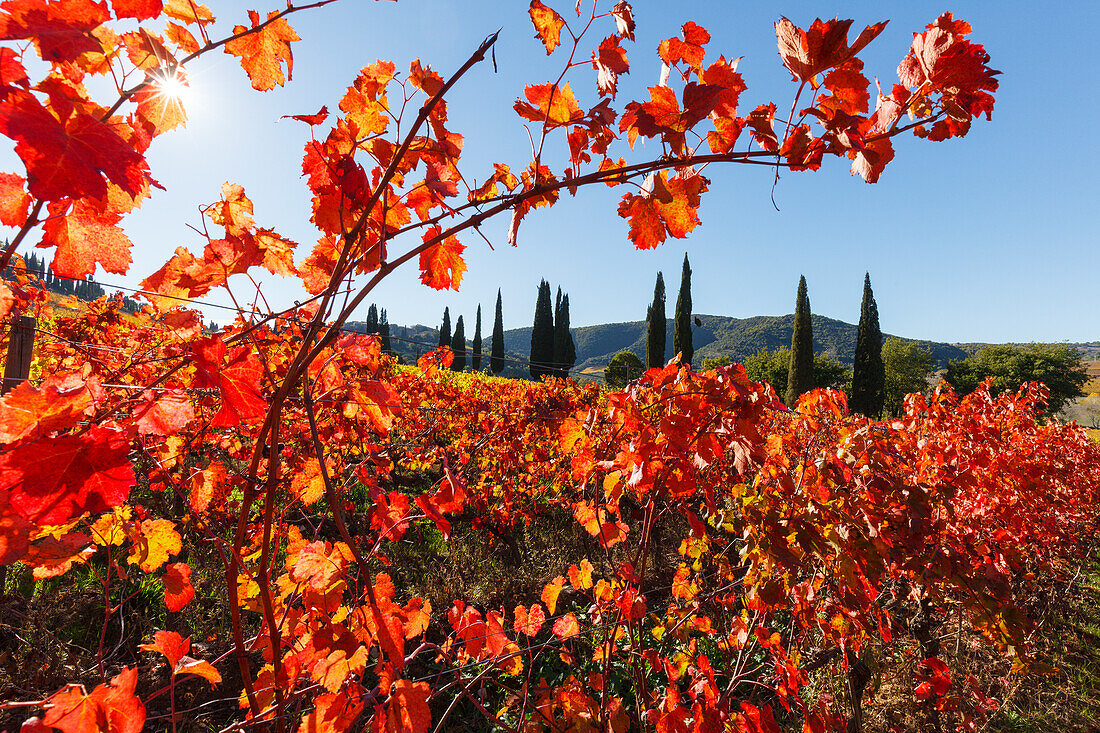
780,124,824,171
0,47,29,96
163,561,194,611
162,0,212,25
928,11,972,36
386,680,431,733
127,518,181,572
298,692,364,733
0,425,134,525
42,667,145,733
163,21,199,54
774,16,887,83
41,199,134,278
849,135,893,183
23,532,94,580
513,603,545,636
0,0,112,64
224,9,300,91
610,1,634,41
140,629,189,669
418,226,465,291
0,372,100,444
0,172,30,226
0,92,147,202
541,576,565,615
529,0,565,55
285,105,328,126
190,335,265,427
175,656,221,687
738,701,781,733
552,612,580,640
0,506,31,564
514,82,583,126
568,559,594,590
617,191,664,250
111,0,162,21
820,57,870,115
658,21,710,70
290,540,352,591
132,76,188,135
592,35,629,98
745,103,778,151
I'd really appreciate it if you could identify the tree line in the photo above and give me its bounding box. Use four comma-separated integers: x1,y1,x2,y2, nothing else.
610,266,1088,419
430,282,578,379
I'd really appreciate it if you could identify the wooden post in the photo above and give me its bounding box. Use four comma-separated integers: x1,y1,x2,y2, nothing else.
0,315,32,594
2,314,35,394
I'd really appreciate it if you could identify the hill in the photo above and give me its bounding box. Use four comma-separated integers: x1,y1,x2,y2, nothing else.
503,313,970,376
348,314,1096,384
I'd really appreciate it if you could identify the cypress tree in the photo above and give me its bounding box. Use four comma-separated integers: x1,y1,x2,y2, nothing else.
451,315,466,370
563,295,576,373
554,292,576,378
490,289,505,374
850,273,885,416
672,254,693,367
553,287,563,376
365,304,379,334
380,308,393,356
530,280,554,380
646,271,666,368
785,275,815,407
471,305,483,371
438,307,451,348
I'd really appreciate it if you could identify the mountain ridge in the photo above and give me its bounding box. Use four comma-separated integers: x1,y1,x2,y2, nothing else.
351,313,1100,382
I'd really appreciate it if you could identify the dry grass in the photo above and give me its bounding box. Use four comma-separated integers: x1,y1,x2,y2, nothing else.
854,551,1100,732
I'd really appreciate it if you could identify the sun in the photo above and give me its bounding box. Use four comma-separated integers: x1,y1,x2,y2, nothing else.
151,67,190,105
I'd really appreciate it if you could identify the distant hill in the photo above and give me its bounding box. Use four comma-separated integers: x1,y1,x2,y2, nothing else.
353,313,1095,385
505,313,970,376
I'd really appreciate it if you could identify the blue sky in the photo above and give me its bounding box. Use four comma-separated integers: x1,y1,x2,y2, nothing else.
6,1,1099,344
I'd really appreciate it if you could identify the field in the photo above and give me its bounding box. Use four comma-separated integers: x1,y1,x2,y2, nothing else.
2,302,1099,732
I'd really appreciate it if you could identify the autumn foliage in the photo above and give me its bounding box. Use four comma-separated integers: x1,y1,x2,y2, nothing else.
1,2,1088,733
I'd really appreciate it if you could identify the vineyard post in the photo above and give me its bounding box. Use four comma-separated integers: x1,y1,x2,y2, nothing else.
0,313,32,592
2,314,34,394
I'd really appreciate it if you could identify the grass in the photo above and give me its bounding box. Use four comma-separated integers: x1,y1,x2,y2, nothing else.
858,550,1100,732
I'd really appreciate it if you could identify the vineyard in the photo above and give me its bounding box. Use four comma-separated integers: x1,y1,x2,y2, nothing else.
0,1,1097,732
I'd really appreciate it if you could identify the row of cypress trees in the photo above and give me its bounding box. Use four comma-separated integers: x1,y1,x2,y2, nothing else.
643,262,886,415
646,254,695,368
530,280,576,379
10,251,107,301
361,303,394,356
785,273,884,414
437,289,508,374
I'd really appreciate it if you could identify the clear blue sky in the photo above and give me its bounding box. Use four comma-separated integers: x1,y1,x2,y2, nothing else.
5,1,1098,344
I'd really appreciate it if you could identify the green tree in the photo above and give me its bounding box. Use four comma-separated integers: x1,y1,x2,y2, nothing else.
471,304,482,371
530,279,554,380
785,275,814,406
881,337,933,416
605,351,644,389
673,254,693,367
438,307,451,348
380,308,393,356
490,289,505,375
646,271,666,368
745,346,849,399
554,291,576,378
850,273,885,417
450,315,466,371
701,355,732,371
365,303,379,334
944,343,1087,417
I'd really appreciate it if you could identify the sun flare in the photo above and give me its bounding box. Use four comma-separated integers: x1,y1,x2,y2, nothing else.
151,67,191,106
